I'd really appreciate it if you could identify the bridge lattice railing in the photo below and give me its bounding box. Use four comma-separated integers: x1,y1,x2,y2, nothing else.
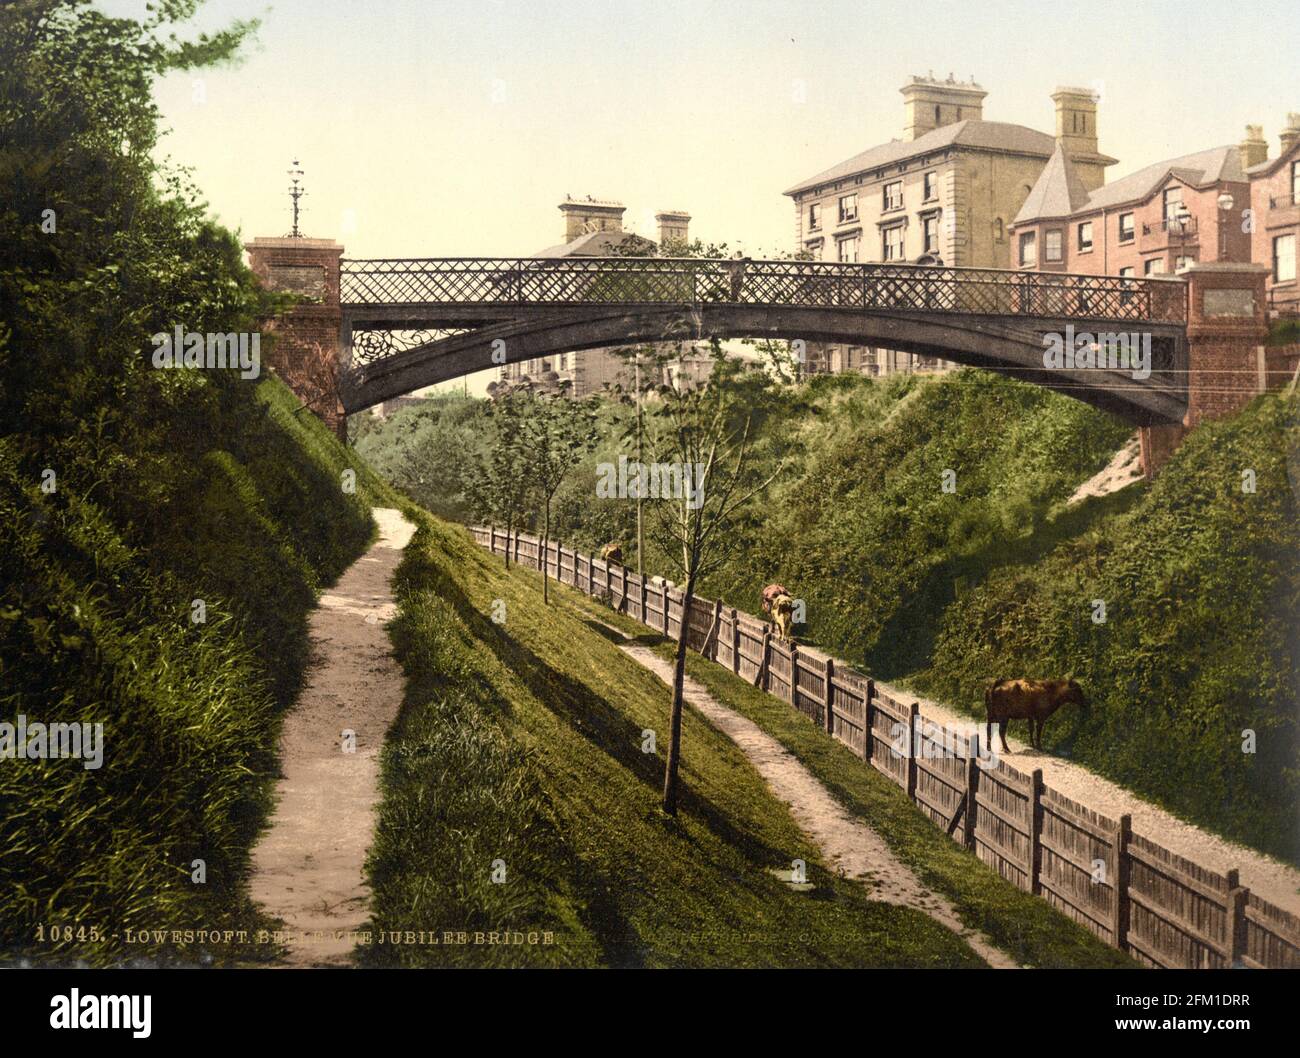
340,257,1187,324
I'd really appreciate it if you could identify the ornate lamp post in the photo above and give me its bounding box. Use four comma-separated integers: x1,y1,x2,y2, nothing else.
287,159,306,238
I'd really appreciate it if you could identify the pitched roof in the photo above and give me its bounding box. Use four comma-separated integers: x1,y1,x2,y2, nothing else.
1084,146,1243,212
533,230,657,258
1014,144,1246,225
784,120,1059,196
1013,143,1092,222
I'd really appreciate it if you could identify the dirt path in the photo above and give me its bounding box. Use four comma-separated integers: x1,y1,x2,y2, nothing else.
878,678,1300,915
619,641,1020,968
249,507,415,966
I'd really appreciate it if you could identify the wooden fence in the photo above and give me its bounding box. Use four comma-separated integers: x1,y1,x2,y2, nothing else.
471,525,1300,969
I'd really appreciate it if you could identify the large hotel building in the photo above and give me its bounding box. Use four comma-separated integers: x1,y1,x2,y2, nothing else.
784,75,1115,376
786,75,1299,379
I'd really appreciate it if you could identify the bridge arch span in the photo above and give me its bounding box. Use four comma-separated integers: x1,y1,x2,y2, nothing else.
341,303,1188,425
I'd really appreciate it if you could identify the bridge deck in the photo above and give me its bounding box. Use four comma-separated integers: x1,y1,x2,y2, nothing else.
340,257,1187,325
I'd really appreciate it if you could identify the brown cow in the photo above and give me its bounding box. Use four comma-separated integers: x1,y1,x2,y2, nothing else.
985,678,1086,752
769,593,795,640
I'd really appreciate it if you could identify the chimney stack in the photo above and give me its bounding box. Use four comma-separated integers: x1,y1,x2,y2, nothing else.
558,196,625,242
1239,124,1269,170
655,210,690,247
1052,87,1100,158
900,73,986,141
1280,113,1300,155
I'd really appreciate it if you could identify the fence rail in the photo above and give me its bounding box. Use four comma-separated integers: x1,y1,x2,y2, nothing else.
340,256,1188,324
470,525,1300,969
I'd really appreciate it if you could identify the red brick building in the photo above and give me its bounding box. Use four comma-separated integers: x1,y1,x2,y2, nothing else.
1246,114,1300,318
1009,138,1253,279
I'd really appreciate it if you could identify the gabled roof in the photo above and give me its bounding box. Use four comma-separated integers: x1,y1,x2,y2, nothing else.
1014,144,1246,225
784,120,1062,197
1082,146,1243,212
1013,143,1091,223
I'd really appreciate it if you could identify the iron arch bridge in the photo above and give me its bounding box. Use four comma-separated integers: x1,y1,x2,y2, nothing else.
338,257,1189,424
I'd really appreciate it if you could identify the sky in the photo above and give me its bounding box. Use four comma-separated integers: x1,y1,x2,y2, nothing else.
100,0,1300,394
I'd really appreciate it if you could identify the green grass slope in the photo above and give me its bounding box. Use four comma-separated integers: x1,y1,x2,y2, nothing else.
914,392,1300,860
362,512,991,968
0,376,393,965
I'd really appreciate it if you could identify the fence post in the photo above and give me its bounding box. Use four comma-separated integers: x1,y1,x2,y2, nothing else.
823,657,835,735
1029,768,1044,895
1111,813,1132,952
757,629,771,689
731,609,740,674
709,599,723,660
621,565,629,613
662,587,671,636
1226,870,1248,968
905,701,920,801
489,525,496,554
863,679,875,763
964,734,981,850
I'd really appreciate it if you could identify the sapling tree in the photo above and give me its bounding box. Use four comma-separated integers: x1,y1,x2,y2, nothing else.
640,341,784,815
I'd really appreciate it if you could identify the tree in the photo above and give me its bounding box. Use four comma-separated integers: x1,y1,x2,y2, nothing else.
639,342,784,814
524,389,599,603
468,391,535,569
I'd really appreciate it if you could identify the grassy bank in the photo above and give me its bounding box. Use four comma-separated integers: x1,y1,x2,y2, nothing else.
559,590,1135,968
360,371,1298,862
0,378,393,965
362,512,991,967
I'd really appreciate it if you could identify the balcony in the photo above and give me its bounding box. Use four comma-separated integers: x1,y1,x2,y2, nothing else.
1143,216,1198,236
1141,215,1199,252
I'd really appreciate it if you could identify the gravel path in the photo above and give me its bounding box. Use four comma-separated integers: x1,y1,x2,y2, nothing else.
878,678,1300,915
248,508,415,966
620,641,1020,968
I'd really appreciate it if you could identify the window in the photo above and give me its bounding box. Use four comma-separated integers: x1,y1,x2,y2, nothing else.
1045,229,1063,262
837,235,860,263
993,217,1004,241
1077,221,1094,252
923,214,940,254
882,225,905,261
923,171,938,201
1275,234,1296,283
1118,212,1135,243
808,202,821,231
1118,266,1136,303
1019,231,1037,266
838,193,858,224
1174,254,1196,272
1293,161,1300,205
1162,186,1183,222
882,181,903,211
1144,258,1166,276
